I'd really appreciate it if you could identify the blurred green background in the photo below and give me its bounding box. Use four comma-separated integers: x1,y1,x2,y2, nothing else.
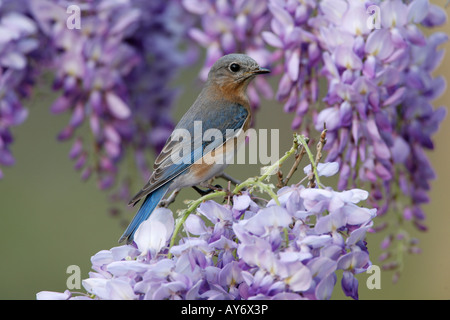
1,4,450,300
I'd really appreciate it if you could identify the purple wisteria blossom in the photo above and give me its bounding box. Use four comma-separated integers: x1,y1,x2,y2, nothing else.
29,0,193,190
0,3,40,179
262,0,447,273
37,163,377,300
262,0,321,132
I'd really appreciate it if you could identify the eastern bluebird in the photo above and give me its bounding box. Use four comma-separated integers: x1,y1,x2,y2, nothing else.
119,54,270,244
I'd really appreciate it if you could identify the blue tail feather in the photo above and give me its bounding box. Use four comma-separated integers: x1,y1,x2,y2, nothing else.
119,183,171,244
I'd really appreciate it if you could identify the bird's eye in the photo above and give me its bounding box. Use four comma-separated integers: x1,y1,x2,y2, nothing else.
229,63,240,73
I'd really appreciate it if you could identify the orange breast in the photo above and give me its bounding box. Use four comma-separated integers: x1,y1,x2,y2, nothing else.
190,132,244,180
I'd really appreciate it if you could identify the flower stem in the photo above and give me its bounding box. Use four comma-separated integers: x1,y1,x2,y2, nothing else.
297,134,322,189
168,190,227,258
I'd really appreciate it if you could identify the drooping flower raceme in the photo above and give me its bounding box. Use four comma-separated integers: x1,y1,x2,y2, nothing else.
261,0,447,274
0,0,195,192
37,163,377,300
30,0,140,188
29,0,193,191
0,4,40,179
262,0,322,132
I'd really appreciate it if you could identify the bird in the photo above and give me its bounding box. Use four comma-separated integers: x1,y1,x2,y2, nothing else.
119,53,270,244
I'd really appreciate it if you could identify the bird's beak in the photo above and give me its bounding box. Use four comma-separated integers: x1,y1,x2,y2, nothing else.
252,67,271,74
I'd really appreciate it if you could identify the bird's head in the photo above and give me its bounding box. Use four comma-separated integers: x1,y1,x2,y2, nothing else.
207,54,270,95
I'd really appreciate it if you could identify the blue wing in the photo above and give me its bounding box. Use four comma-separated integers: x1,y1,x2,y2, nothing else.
128,101,249,206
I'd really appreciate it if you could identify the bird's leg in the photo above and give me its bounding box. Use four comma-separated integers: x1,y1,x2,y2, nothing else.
202,180,238,200
192,186,213,196
199,181,224,191
192,183,224,196
159,188,180,208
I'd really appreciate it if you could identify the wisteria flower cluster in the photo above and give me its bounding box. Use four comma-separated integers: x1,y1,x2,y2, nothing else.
0,0,195,219
257,0,447,275
29,0,193,190
37,157,377,300
0,0,447,290
0,0,198,224
0,3,39,179
177,0,448,276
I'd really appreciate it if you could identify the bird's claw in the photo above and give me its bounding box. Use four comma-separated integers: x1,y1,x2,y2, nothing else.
192,184,224,195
